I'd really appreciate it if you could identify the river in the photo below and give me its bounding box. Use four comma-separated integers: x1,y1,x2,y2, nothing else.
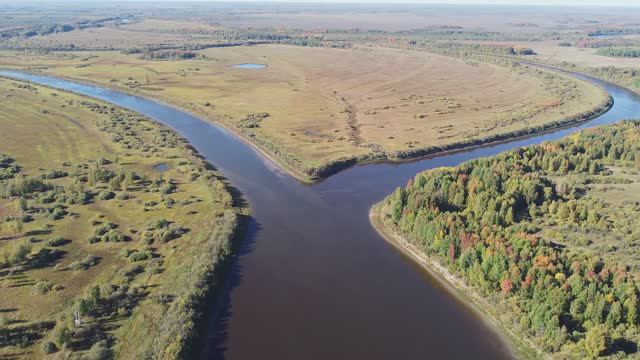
1,69,638,359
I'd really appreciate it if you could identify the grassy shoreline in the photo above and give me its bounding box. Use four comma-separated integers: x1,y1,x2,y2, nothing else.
369,204,540,360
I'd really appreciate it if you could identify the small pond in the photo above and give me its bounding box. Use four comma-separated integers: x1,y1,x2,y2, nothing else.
230,63,267,69
153,163,169,172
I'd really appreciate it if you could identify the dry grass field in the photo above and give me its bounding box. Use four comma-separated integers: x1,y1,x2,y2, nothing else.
528,41,640,68
0,44,609,179
192,5,640,32
0,77,242,358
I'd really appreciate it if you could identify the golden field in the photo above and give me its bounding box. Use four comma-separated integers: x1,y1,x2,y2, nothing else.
0,44,609,180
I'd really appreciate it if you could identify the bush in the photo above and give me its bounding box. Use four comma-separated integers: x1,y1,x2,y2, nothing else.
1,177,51,197
9,242,31,265
124,264,145,279
0,315,9,328
38,192,55,204
70,255,99,271
158,225,186,243
116,192,132,200
31,247,63,267
52,324,71,348
150,218,170,230
49,207,67,220
41,169,68,179
86,340,112,360
88,235,101,244
94,222,116,236
163,197,175,208
34,280,53,294
41,341,57,354
160,183,176,194
102,229,125,242
98,189,115,200
46,237,68,247
128,250,152,262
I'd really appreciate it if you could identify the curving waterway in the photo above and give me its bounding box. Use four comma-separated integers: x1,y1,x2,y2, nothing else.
1,69,639,359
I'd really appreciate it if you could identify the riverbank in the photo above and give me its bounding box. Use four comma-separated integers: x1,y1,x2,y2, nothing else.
305,91,612,180
369,204,541,360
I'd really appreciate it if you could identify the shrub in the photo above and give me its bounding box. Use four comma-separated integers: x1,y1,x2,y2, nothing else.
2,177,51,196
102,229,125,242
90,166,115,183
41,169,68,179
38,192,55,204
49,207,67,220
0,154,20,180
0,315,9,328
46,237,68,247
66,190,91,205
94,223,116,236
52,324,72,348
128,250,152,262
161,183,176,194
163,197,175,208
34,280,53,294
158,225,186,243
31,247,63,267
150,218,170,230
98,189,115,200
41,341,57,354
116,192,132,200
138,230,154,244
87,235,101,244
10,242,31,265
18,197,28,211
70,255,99,271
124,264,145,279
151,293,174,305
86,340,112,360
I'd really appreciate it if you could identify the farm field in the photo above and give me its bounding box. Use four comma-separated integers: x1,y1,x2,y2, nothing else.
0,77,243,358
0,44,610,180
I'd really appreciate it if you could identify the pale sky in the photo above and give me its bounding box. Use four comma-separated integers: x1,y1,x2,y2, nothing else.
10,0,639,7
126,0,640,7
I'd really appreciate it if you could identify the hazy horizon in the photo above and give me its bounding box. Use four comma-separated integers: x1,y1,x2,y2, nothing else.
1,0,638,7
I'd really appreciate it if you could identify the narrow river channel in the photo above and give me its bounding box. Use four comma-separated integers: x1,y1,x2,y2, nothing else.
1,69,638,359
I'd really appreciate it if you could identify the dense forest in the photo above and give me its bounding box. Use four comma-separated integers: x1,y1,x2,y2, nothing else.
380,121,640,358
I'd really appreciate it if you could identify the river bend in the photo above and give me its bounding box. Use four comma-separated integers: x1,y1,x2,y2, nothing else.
1,69,638,359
